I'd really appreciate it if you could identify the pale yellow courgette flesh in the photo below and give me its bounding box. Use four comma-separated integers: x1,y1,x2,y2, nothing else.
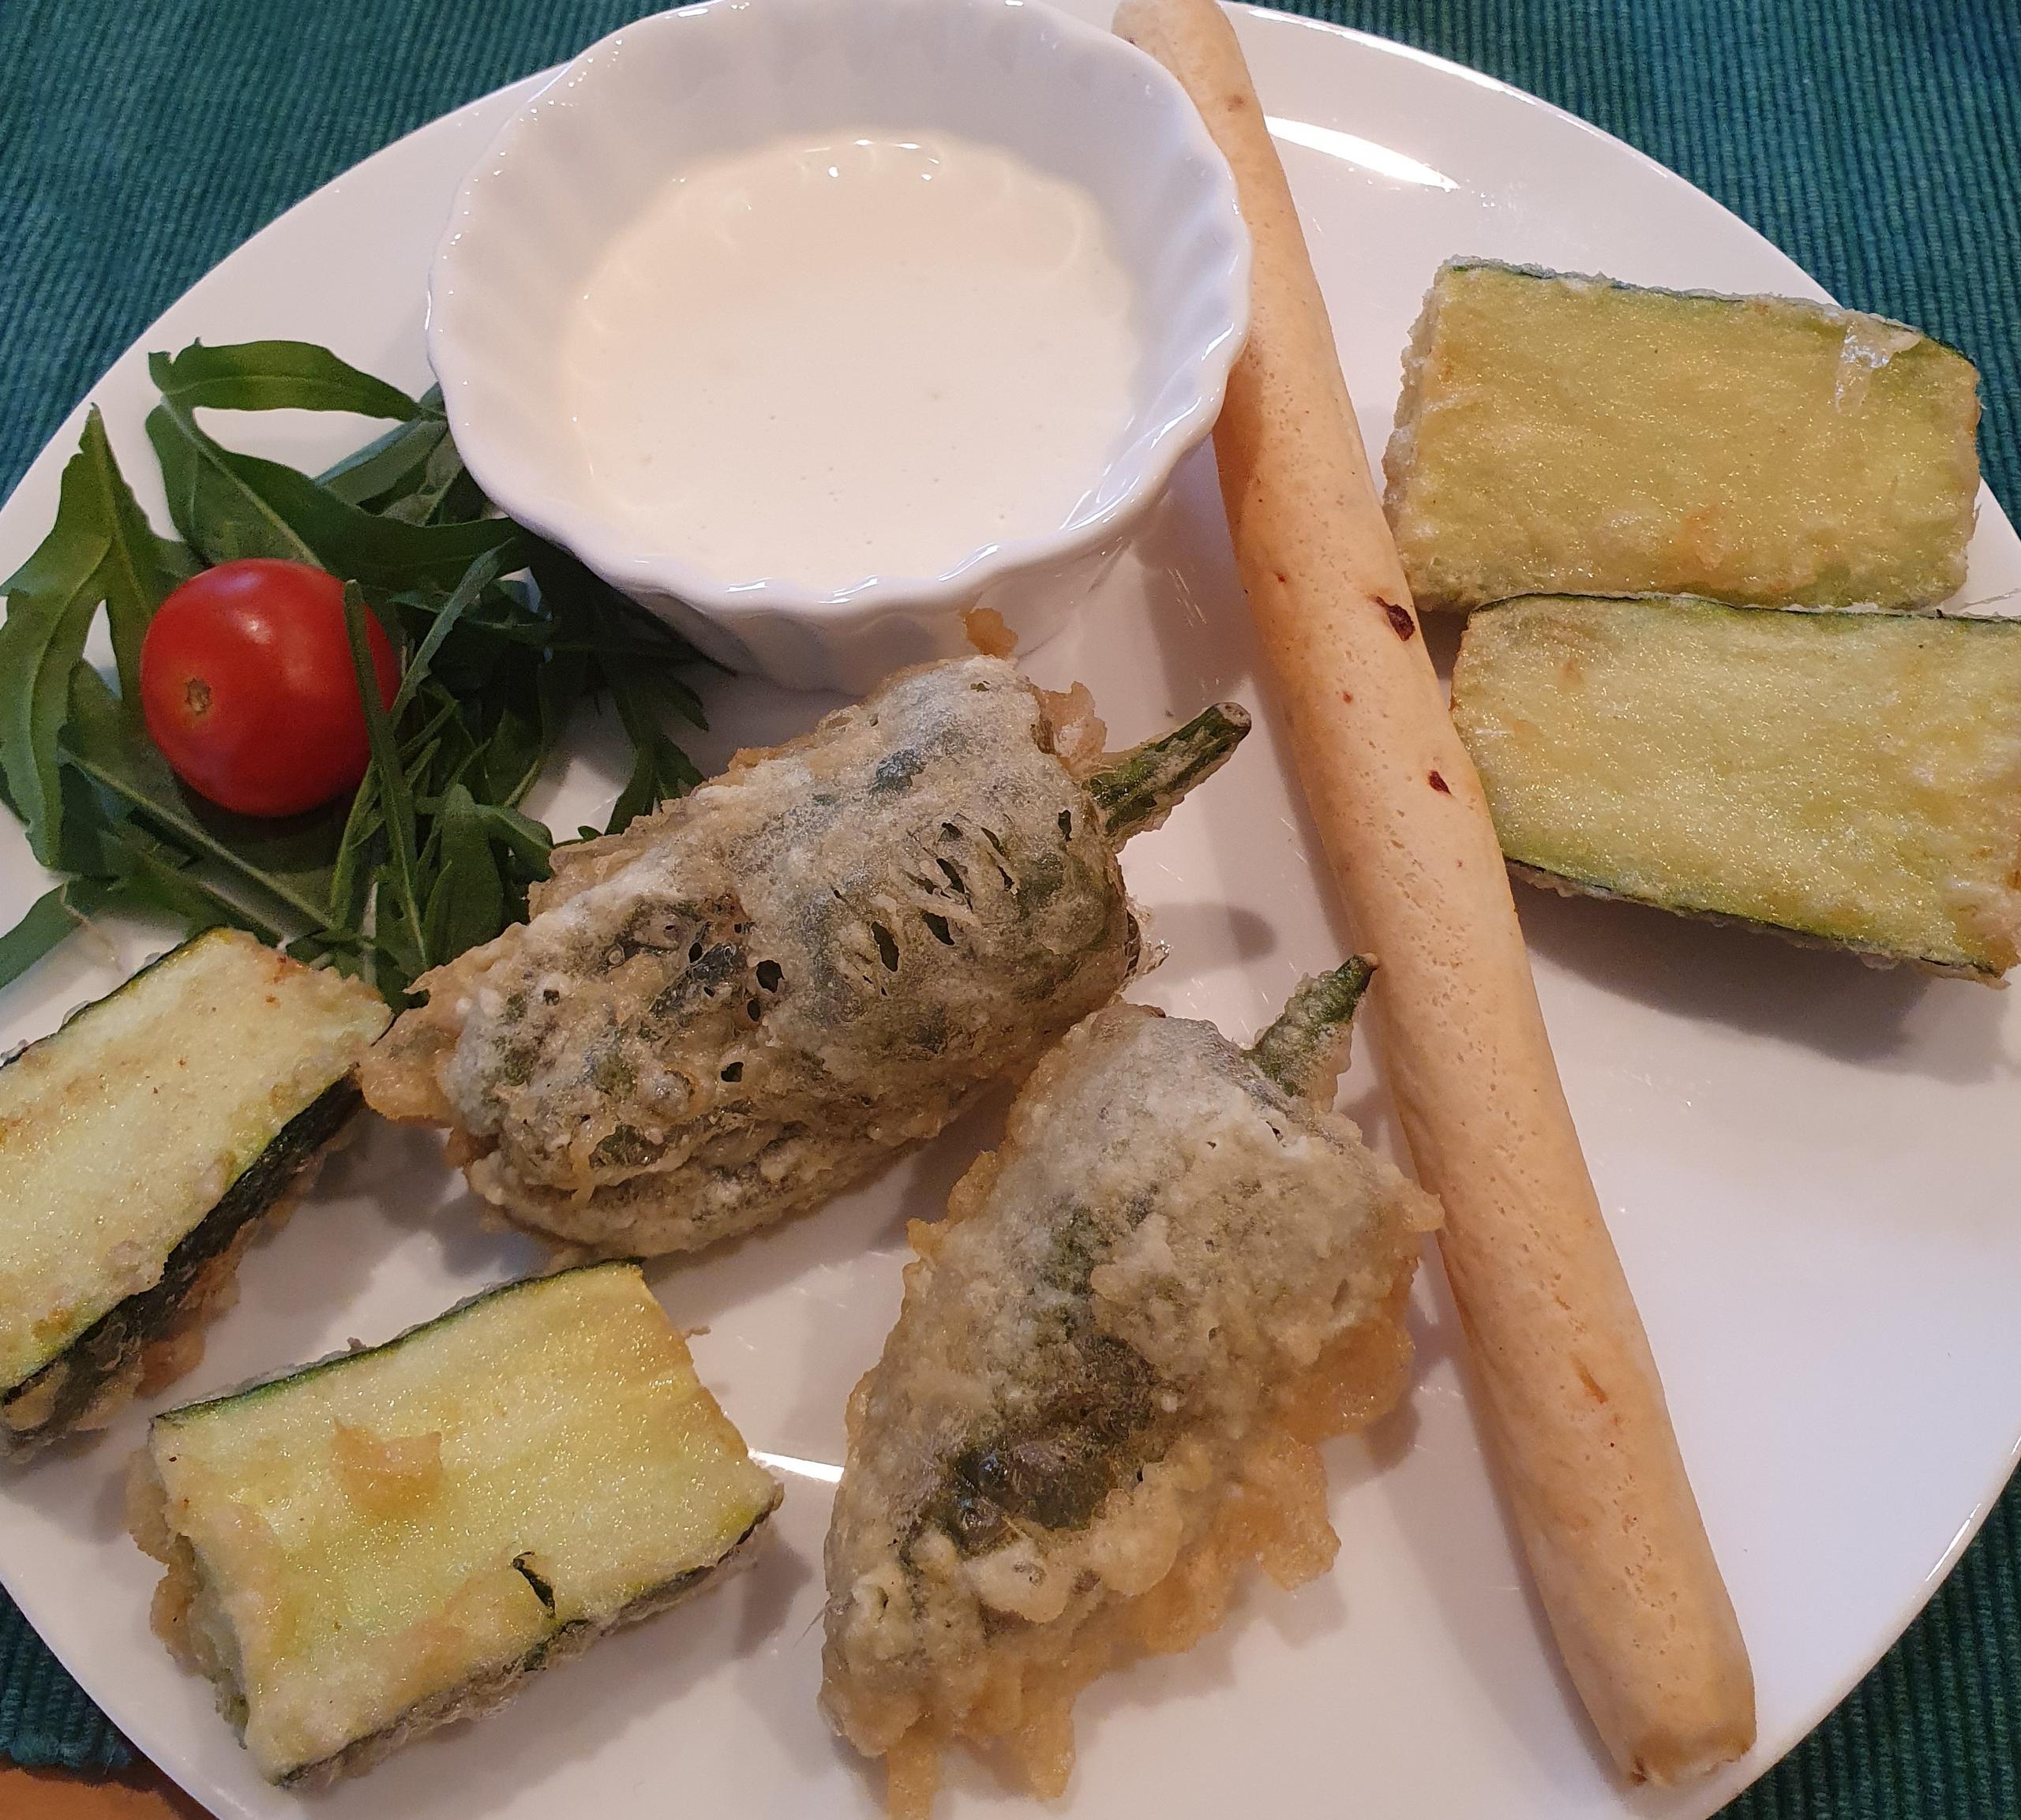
136,1261,780,1784
1384,261,1982,612
1451,594,2021,977
0,929,388,1450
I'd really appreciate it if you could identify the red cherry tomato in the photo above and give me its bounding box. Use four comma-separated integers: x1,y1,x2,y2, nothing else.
138,559,400,819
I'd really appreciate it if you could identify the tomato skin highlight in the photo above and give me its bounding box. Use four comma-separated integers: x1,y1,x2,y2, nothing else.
138,560,399,818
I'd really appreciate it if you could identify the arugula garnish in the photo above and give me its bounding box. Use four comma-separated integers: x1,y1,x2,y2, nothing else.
150,339,432,421
0,409,197,866
0,339,710,1002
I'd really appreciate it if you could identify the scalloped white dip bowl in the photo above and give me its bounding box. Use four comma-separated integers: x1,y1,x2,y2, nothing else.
428,0,1250,692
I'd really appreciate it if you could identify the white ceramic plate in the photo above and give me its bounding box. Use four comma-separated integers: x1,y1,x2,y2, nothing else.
3,7,2018,1819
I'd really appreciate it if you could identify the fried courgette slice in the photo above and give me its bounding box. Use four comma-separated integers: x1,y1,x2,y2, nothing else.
132,1261,781,1785
0,929,388,1454
1450,594,2021,977
822,968,1435,1818
1383,260,1982,612
362,656,1250,1257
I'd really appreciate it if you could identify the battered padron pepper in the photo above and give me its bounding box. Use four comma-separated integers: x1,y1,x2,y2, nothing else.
821,964,1438,1818
362,657,1249,1255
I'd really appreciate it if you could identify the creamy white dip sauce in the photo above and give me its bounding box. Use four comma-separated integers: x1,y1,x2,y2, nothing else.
561,130,1136,592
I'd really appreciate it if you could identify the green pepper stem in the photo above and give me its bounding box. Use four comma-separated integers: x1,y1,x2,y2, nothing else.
1086,702,1251,844
1248,957,1377,1100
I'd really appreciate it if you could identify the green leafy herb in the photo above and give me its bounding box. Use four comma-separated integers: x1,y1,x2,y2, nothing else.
341,581,425,963
317,382,489,530
0,340,711,1002
0,885,89,990
95,822,287,946
150,341,426,421
146,384,520,587
319,414,451,509
0,410,196,865
527,538,706,835
388,544,497,719
606,690,706,836
63,665,339,933
80,410,201,698
423,783,507,964
382,429,472,526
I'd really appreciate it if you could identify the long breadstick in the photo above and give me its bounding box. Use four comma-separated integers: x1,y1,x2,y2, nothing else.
1115,0,1754,1783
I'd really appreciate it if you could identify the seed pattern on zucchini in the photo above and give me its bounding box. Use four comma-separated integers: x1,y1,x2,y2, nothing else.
0,929,389,1453
132,1261,781,1785
1450,594,2021,978
1383,260,1982,612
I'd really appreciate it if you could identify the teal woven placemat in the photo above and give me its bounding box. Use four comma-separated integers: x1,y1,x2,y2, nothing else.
2,0,2016,1808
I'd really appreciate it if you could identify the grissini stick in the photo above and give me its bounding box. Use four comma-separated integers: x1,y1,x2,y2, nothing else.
1113,0,1754,1783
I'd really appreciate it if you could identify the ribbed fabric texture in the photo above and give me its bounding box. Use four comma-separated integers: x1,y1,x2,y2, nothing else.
0,1602,129,1771
1,0,2015,1807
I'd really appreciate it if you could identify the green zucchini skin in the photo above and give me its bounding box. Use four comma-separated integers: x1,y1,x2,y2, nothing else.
1452,594,2021,979
1,1080,362,1454
278,1521,767,1790
1508,861,1998,981
156,1261,600,1422
141,1260,782,1784
0,928,388,1455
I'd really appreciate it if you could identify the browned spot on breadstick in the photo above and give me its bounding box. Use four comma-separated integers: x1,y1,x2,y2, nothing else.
1113,0,1753,1788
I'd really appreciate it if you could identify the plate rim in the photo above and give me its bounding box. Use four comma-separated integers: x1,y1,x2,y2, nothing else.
1,7,2015,1816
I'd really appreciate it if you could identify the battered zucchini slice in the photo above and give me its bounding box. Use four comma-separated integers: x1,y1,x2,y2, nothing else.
0,930,388,1454
1450,594,2021,977
823,967,1435,1818
132,1262,781,1786
1384,260,1982,612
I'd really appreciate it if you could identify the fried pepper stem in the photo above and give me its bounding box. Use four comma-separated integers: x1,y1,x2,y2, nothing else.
1086,702,1253,844
1248,957,1376,1101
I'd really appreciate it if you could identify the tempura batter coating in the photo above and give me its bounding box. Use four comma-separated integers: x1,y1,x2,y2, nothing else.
822,993,1435,1815
362,659,1239,1256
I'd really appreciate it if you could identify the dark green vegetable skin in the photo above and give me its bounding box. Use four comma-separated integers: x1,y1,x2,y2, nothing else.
0,341,709,1005
277,1534,763,1790
157,1261,629,1421
926,1328,1160,1554
915,959,1376,1564
1247,957,1375,1098
152,1260,772,1788
1089,702,1253,842
2,1079,362,1454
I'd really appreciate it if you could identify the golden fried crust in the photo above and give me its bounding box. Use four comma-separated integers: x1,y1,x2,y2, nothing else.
820,1003,1434,1810
361,658,1132,1256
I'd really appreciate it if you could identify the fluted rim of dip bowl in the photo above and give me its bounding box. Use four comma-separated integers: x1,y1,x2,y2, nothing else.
426,0,1251,688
